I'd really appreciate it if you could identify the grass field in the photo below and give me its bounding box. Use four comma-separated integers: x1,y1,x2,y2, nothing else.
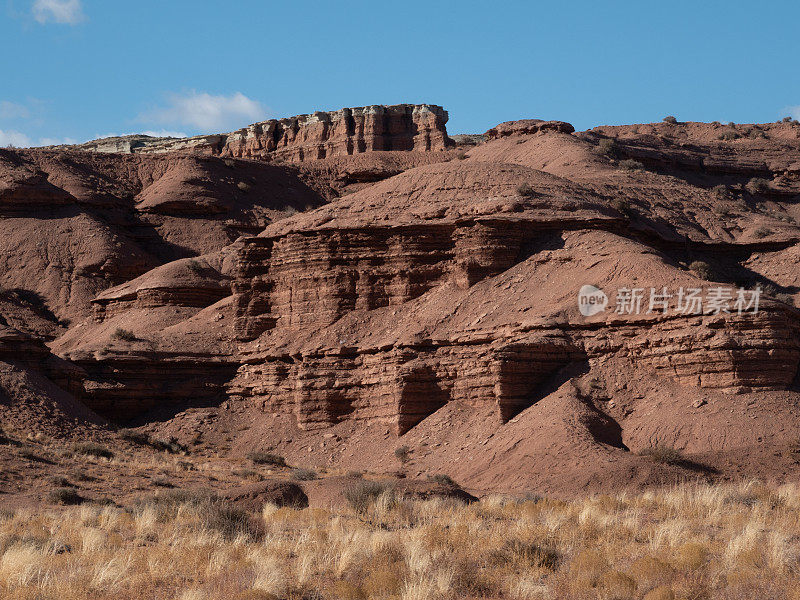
1,480,799,599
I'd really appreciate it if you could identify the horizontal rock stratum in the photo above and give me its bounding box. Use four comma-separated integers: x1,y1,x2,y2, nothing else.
5,111,800,494
49,104,454,163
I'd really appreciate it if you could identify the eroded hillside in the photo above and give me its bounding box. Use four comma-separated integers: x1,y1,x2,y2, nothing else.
3,107,800,499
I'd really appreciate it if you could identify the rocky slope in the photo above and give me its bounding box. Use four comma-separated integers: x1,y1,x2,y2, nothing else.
4,107,800,495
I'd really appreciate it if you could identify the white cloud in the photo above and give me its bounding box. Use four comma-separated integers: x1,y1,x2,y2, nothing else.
90,130,187,141
0,130,32,147
785,106,800,120
37,136,78,146
141,129,187,138
140,91,265,132
0,101,31,120
32,0,84,24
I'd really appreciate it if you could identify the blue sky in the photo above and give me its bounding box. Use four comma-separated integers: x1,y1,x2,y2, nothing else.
2,0,799,147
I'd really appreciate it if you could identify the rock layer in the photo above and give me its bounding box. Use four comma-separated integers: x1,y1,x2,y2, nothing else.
52,104,454,164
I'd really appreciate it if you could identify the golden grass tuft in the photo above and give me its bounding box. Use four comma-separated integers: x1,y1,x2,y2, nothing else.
0,480,799,598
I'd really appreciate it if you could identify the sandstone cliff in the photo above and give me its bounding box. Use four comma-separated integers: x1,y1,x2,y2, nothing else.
50,104,454,164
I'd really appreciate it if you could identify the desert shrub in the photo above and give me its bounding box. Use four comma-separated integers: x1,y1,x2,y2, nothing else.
133,489,216,519
457,150,468,160
619,159,644,171
151,477,175,488
134,489,257,539
711,184,730,199
516,182,536,197
611,198,631,215
247,451,286,467
48,476,74,487
111,328,137,342
237,181,251,191
639,446,684,466
151,436,187,454
748,128,767,139
344,480,389,513
232,469,263,481
595,138,616,156
291,468,318,481
428,473,458,487
502,539,560,571
72,442,113,459
718,130,740,141
186,259,204,274
394,445,411,464
745,178,770,195
688,260,712,280
783,116,793,123
118,428,150,445
662,115,678,124
223,158,236,167
201,503,256,540
47,487,83,505
753,226,773,239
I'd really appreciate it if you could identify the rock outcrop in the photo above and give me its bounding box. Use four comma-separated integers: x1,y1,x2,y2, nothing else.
50,104,454,164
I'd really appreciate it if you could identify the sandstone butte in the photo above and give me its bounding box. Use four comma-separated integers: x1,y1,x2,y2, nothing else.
3,104,800,497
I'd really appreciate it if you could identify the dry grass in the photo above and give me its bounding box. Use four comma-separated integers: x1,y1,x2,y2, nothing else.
1,480,799,599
